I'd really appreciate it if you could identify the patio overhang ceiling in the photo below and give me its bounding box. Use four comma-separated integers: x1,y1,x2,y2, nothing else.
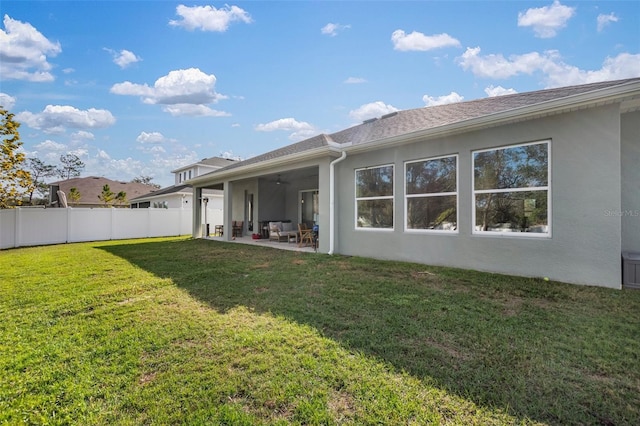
189,145,343,187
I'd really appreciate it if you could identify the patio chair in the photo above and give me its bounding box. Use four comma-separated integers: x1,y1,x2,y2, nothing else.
298,223,313,247
232,221,243,237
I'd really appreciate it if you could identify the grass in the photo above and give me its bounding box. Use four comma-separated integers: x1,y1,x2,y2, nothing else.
1,237,639,425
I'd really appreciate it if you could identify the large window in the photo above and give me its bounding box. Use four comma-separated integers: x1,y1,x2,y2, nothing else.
473,140,550,236
355,164,394,229
405,155,457,232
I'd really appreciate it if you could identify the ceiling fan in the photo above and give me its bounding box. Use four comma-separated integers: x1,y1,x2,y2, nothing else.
274,174,289,185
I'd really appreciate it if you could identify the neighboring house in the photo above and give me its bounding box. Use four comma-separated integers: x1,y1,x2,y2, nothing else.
188,78,640,289
129,157,234,209
49,177,158,208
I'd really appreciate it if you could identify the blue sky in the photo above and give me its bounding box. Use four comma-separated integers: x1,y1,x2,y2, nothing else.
1,1,639,187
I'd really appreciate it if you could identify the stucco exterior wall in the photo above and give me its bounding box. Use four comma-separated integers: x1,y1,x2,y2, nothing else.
334,105,623,288
621,110,640,253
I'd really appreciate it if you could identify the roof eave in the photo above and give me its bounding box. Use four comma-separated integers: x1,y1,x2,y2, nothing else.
189,145,343,186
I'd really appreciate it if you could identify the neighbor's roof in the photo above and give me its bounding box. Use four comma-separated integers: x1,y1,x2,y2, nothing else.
171,156,236,173
130,184,224,202
49,176,158,205
192,77,640,183
129,184,191,201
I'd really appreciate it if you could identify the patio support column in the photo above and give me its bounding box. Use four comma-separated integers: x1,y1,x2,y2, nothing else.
223,180,233,241
192,186,203,238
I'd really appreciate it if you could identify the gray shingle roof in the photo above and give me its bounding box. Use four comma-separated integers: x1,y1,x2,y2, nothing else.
199,157,238,167
331,78,640,146
216,133,333,173
129,184,191,201
200,77,640,178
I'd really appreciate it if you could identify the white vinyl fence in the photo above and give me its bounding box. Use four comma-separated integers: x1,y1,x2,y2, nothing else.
0,207,223,249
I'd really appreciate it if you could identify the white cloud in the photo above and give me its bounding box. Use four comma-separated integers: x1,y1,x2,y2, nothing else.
134,131,177,155
544,52,640,87
27,139,72,168
105,48,142,69
111,68,229,117
344,77,366,84
136,131,167,144
484,85,518,97
16,105,116,133
34,139,67,152
96,149,111,160
391,30,460,51
0,15,61,82
27,134,199,187
597,13,618,32
62,68,75,74
163,104,231,117
349,101,399,122
517,1,575,38
70,130,95,141
321,23,350,37
255,117,317,141
458,46,640,87
148,146,166,154
459,47,560,78
422,92,464,106
0,92,16,110
169,4,252,32
255,117,313,132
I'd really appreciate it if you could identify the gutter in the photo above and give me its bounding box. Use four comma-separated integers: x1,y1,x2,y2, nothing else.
328,150,347,255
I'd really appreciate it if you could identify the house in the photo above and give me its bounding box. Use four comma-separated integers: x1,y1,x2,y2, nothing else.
49,176,158,208
188,78,640,289
129,157,235,209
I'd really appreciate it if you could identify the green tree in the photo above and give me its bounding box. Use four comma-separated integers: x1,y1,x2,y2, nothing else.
26,158,57,205
0,108,32,208
98,184,114,207
115,191,127,206
58,153,85,180
68,187,81,205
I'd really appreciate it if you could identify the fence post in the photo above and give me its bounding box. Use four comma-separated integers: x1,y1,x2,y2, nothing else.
14,207,21,248
110,207,115,240
66,207,71,243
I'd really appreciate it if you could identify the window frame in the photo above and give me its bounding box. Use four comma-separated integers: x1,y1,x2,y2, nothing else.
354,163,395,231
472,140,551,238
404,154,459,234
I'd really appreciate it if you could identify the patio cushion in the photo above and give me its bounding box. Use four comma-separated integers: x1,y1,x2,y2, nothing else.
269,221,282,232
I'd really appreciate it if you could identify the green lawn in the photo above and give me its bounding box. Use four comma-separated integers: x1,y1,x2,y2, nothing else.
1,237,639,425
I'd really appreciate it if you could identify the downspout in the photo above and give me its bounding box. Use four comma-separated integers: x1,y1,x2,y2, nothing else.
328,151,347,255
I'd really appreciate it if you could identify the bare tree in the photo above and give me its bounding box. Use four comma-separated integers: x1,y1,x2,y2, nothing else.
132,175,161,189
26,158,57,204
58,154,85,180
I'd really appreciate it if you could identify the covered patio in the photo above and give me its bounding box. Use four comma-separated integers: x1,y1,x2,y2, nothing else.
191,154,336,254
204,234,318,253
188,133,344,255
